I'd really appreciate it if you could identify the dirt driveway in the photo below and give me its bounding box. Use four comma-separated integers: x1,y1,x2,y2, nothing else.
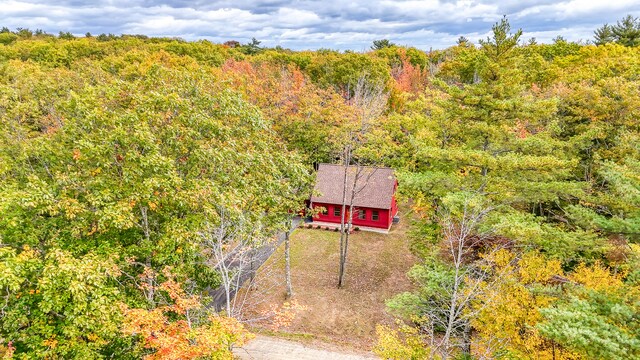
233,336,379,360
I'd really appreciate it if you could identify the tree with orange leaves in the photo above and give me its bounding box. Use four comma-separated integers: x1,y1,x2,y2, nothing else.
122,268,253,360
220,59,352,164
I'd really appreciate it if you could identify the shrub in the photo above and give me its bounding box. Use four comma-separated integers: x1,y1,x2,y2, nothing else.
354,227,360,231
333,228,339,232
0,33,18,45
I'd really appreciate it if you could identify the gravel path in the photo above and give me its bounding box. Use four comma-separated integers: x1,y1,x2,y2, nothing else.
233,336,379,360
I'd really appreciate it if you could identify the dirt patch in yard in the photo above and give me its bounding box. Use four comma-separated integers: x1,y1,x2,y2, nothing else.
238,208,417,351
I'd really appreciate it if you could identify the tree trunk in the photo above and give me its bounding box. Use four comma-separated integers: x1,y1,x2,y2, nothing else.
338,146,350,288
338,164,360,288
339,201,355,288
249,251,256,290
285,229,293,298
462,320,472,356
479,137,490,192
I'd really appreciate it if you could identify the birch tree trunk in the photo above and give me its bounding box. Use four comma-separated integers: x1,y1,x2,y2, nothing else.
338,145,351,288
336,74,388,288
285,226,293,299
418,198,504,359
338,164,361,288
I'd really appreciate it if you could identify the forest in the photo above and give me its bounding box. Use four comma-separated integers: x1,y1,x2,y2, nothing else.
0,15,639,359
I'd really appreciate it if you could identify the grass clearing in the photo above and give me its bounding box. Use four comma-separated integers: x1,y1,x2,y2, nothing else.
241,208,417,351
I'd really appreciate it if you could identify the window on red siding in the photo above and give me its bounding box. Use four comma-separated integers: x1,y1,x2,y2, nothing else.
320,206,328,215
372,210,379,221
358,209,366,220
334,207,341,217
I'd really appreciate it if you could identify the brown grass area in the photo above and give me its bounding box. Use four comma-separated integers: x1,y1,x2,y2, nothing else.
241,209,417,351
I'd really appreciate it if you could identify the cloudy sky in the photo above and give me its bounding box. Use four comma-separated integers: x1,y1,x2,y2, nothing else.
2,0,640,50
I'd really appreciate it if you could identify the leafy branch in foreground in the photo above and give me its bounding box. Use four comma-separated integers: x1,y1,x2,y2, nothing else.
122,267,252,360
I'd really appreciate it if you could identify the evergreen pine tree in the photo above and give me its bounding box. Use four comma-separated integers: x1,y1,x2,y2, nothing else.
611,15,640,47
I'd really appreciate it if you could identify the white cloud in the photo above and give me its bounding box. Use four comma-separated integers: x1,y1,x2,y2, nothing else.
1,0,639,49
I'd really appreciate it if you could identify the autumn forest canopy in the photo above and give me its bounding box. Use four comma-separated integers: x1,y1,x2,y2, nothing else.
1,15,639,359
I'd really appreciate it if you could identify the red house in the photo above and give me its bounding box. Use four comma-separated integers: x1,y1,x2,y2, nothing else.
310,164,398,231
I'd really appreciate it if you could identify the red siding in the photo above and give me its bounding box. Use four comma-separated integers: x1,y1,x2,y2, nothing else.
310,179,398,230
311,203,391,229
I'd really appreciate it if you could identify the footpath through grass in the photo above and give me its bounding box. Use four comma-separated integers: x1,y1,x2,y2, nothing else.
242,210,417,351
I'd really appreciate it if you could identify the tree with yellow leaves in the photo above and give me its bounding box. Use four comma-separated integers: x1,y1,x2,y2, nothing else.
471,250,579,359
538,262,640,360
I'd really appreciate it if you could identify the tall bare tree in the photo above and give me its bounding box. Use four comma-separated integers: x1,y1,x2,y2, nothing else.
284,222,293,298
413,196,510,359
199,208,266,317
280,170,313,299
337,74,388,288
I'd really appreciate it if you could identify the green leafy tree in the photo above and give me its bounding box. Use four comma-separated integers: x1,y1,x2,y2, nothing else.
479,16,522,56
456,36,471,47
611,15,640,47
595,15,640,47
58,31,75,40
0,32,17,45
566,157,640,241
403,18,585,251
16,28,32,39
0,247,126,358
538,263,640,359
539,290,640,359
242,37,263,55
306,51,391,97
594,24,615,45
380,16,640,359
371,39,396,50
0,48,309,356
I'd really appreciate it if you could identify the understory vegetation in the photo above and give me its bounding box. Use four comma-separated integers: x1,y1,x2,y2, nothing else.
1,15,639,359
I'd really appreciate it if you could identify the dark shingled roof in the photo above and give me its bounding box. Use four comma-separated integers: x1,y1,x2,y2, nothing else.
310,163,396,209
